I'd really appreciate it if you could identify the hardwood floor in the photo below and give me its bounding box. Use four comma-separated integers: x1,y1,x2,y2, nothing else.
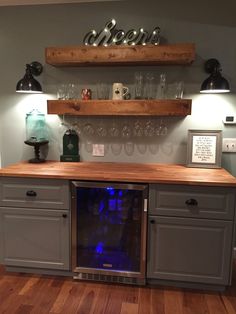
1,263,236,314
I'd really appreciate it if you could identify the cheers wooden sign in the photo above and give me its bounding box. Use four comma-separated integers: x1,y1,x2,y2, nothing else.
83,19,161,47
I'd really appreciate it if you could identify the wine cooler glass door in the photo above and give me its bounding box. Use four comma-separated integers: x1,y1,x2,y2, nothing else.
71,181,148,279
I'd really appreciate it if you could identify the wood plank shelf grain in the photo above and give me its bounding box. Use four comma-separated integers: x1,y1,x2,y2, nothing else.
47,99,192,116
45,43,195,66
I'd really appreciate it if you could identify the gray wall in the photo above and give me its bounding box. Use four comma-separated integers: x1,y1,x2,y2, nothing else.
1,1,236,176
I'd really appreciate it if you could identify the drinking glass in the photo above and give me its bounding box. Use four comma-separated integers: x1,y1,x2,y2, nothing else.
67,83,78,99
144,120,155,137
134,72,144,99
144,72,156,99
159,119,168,136
57,84,67,100
97,121,107,137
121,124,132,139
133,120,144,137
124,142,134,156
109,121,120,137
175,81,184,99
111,143,122,155
97,83,109,100
157,73,167,99
83,122,95,137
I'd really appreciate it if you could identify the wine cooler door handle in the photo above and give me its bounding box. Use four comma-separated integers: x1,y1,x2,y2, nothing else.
144,199,148,212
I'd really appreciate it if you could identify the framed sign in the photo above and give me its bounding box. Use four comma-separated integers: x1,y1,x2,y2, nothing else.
186,130,222,168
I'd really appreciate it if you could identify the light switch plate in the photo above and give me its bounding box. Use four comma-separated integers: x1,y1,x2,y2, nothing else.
222,138,236,152
92,144,105,156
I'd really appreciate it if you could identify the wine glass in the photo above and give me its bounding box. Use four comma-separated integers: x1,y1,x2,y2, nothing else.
133,120,144,137
124,142,135,156
144,120,155,137
121,123,132,139
97,121,107,138
108,120,120,138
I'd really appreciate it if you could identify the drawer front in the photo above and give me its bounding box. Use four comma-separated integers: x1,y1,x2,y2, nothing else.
149,184,236,220
0,177,69,209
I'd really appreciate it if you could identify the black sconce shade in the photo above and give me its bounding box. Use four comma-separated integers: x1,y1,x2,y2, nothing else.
16,61,43,93
200,58,230,93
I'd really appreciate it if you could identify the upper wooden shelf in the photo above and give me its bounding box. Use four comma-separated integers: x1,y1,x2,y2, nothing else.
47,99,192,116
45,43,195,67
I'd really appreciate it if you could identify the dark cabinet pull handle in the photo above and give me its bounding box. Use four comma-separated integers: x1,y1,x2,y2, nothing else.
62,214,67,218
185,198,198,206
26,190,37,197
150,220,155,224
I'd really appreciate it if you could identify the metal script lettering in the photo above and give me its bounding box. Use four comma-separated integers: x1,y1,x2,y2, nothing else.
83,19,161,46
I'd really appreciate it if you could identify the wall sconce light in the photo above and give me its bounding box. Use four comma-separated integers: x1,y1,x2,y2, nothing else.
200,58,230,94
16,61,43,93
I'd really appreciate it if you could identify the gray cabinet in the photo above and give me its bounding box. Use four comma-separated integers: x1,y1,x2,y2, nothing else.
147,184,236,287
0,207,70,270
0,177,70,271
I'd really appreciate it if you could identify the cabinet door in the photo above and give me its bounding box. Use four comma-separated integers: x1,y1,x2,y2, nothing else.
0,207,70,270
147,216,233,285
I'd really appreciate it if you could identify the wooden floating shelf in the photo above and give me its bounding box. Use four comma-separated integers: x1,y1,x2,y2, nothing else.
45,43,195,67
47,99,192,116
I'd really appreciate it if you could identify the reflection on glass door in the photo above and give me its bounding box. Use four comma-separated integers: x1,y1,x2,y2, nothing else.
71,181,147,280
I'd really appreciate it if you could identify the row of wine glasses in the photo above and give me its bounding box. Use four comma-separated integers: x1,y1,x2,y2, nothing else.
82,141,165,156
60,119,168,139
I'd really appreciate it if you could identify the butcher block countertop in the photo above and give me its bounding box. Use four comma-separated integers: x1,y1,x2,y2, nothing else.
0,161,236,187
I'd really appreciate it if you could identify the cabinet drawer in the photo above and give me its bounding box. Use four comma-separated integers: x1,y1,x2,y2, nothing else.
0,177,69,209
149,184,236,220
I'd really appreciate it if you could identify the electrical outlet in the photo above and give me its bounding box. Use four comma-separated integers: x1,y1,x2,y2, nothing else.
92,144,105,156
222,138,236,152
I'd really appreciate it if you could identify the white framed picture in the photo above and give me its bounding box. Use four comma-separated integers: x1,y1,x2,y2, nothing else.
186,130,222,168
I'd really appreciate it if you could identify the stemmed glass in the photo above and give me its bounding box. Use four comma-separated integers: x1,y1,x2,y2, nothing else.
155,119,168,136
121,122,132,139
133,120,144,137
144,120,155,137
109,120,120,138
97,121,107,138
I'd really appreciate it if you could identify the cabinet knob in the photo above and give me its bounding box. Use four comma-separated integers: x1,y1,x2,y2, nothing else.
185,198,198,206
150,220,155,224
26,190,37,197
62,214,67,218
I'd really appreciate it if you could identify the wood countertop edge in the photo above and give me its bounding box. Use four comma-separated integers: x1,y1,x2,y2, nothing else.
0,161,236,187
0,173,235,187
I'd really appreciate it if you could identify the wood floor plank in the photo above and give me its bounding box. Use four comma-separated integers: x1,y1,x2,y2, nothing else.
1,264,236,313
221,295,236,314
55,281,87,313
182,290,210,314
138,287,151,314
18,276,40,296
120,302,139,314
49,280,75,313
164,288,183,314
151,287,165,314
205,292,228,314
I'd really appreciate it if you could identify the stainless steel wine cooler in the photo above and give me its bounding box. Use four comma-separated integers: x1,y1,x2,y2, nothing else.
71,181,148,285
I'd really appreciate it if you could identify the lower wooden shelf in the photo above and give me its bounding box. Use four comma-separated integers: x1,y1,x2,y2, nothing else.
47,99,192,116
